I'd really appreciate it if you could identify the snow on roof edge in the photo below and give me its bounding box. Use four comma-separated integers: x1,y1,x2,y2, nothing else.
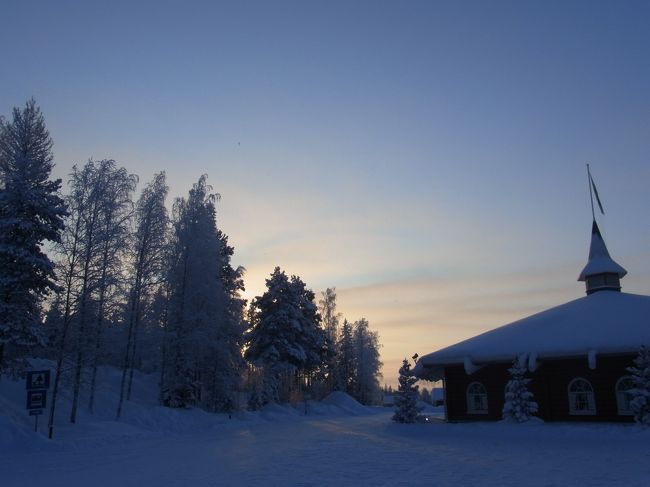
414,291,650,379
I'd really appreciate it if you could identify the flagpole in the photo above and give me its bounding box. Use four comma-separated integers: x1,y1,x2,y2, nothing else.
587,163,595,222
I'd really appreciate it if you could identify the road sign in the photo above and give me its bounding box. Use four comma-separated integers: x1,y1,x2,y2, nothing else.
29,409,43,416
26,390,47,410
26,370,50,390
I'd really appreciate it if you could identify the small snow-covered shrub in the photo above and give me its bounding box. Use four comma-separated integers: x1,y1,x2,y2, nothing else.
392,359,422,423
502,357,538,423
628,346,650,426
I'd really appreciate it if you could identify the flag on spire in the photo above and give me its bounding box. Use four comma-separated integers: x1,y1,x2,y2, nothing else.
587,165,605,216
589,172,604,215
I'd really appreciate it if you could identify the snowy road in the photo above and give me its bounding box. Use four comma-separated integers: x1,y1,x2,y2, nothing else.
3,410,650,487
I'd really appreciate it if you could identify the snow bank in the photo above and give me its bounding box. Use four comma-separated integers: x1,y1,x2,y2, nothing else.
0,365,379,451
321,391,372,415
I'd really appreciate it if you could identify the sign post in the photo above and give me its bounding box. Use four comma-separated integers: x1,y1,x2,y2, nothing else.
26,370,50,433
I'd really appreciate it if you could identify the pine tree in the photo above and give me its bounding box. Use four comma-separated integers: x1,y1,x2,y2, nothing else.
502,357,538,423
0,99,66,373
392,358,422,423
627,346,650,426
245,267,325,404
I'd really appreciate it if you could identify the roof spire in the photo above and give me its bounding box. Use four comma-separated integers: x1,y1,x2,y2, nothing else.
578,220,627,294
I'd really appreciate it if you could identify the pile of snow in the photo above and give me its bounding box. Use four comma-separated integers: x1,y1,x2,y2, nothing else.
321,391,372,415
259,403,301,420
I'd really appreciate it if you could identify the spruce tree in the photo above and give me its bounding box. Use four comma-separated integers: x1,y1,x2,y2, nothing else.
0,99,66,373
245,267,325,404
502,357,538,422
392,358,422,423
162,175,226,408
335,319,355,394
628,346,650,426
160,175,244,412
352,318,382,405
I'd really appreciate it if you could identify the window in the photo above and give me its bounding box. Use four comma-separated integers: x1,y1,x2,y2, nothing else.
466,382,488,414
568,378,596,415
615,377,634,416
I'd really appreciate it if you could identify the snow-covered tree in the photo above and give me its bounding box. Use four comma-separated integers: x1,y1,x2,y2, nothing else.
392,358,422,423
205,229,246,412
502,357,538,423
64,160,136,423
116,172,168,418
318,287,341,393
351,318,382,405
627,346,650,426
319,287,340,347
335,319,355,393
161,175,244,411
0,99,66,373
245,267,325,404
87,163,137,413
162,175,223,407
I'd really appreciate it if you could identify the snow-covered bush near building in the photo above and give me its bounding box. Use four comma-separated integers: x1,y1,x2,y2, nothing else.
502,356,539,423
628,345,650,425
392,358,422,423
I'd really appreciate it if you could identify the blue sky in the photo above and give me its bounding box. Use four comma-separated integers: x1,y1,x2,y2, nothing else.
2,0,649,384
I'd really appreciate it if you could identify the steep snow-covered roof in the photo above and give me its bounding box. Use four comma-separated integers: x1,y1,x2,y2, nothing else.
578,221,627,281
414,291,650,380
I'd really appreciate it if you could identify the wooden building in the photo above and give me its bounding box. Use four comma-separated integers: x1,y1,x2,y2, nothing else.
414,221,650,422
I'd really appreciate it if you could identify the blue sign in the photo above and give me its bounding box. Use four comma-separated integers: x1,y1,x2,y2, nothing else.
26,370,50,390
26,390,47,410
29,409,43,416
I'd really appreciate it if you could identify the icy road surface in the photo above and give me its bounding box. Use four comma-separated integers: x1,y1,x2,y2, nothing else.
3,410,650,487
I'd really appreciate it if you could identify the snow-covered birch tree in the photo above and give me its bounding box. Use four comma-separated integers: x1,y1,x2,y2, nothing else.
116,172,168,418
318,287,341,393
56,159,136,423
86,165,137,414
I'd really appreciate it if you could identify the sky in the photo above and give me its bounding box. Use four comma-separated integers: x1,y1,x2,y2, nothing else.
2,0,649,386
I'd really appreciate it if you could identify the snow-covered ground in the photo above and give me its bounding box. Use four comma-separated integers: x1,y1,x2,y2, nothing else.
2,367,649,486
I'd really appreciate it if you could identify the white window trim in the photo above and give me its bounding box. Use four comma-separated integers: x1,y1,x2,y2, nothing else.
568,377,596,415
466,381,488,414
615,376,634,416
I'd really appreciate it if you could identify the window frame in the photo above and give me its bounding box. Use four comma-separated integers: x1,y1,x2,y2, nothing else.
615,376,634,416
568,377,596,415
466,381,488,414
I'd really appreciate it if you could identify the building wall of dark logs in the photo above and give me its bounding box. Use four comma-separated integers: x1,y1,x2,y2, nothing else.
442,354,636,422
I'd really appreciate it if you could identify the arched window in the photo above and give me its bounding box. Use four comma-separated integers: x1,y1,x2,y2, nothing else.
568,378,596,415
615,377,635,416
466,382,488,414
